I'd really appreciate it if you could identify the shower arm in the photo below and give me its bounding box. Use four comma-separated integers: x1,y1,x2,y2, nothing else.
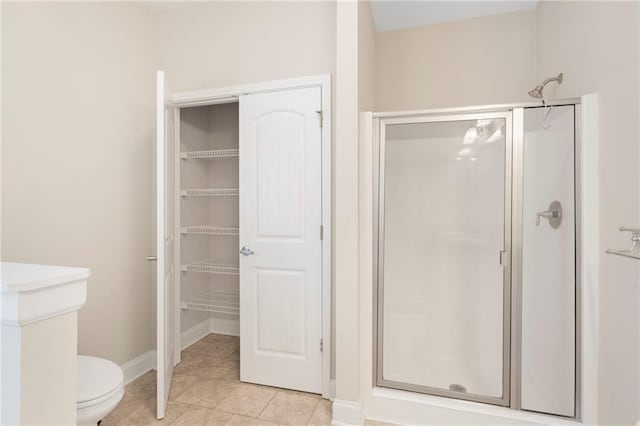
528,72,564,100
540,73,564,88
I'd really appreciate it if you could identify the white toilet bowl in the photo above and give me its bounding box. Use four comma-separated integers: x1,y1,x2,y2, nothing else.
77,356,124,426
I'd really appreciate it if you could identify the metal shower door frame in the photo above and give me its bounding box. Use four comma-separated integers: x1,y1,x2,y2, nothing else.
373,110,514,407
372,100,582,418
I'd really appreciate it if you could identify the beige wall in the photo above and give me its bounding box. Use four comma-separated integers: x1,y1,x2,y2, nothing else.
152,1,336,93
536,2,640,424
2,1,337,368
334,0,360,404
358,0,376,111
374,10,537,111
1,2,154,365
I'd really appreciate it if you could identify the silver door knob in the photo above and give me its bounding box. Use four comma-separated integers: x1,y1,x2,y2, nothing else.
146,256,157,262
240,246,254,256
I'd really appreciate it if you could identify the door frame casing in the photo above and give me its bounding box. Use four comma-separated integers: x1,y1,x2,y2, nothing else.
170,74,333,398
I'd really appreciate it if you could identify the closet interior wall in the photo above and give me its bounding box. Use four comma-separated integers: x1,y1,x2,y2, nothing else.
179,103,240,333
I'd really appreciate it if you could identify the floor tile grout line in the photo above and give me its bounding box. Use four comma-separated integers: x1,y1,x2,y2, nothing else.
305,397,322,425
212,381,242,415
168,402,232,426
255,387,279,419
257,390,322,426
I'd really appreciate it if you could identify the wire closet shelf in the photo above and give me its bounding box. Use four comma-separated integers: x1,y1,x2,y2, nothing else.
181,292,239,316
180,188,239,197
181,226,239,236
180,148,239,160
180,261,239,275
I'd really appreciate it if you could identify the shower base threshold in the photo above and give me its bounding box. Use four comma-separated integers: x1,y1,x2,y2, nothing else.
360,387,580,426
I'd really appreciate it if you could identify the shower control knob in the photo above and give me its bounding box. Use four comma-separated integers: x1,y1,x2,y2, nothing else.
240,246,254,256
535,200,563,229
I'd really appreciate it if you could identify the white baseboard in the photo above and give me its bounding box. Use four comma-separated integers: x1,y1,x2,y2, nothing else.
180,317,240,351
209,317,239,336
181,319,213,350
332,399,363,425
120,350,156,385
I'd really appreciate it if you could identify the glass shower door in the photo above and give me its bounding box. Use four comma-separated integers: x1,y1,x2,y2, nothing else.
377,113,511,405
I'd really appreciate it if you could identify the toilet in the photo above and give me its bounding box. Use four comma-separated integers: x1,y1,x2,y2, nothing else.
77,356,124,426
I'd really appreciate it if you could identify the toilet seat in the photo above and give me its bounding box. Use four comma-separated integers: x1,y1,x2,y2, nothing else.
77,355,124,406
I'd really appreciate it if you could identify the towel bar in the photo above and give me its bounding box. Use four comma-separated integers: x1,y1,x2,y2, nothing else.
605,227,640,260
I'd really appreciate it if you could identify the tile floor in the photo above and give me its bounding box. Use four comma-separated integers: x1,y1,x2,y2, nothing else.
102,334,332,426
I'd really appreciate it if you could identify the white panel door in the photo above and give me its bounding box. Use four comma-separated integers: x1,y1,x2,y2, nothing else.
239,87,323,393
156,70,176,419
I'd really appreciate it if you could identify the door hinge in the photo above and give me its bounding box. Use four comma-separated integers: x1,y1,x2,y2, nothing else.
316,110,323,128
320,225,324,240
320,338,323,352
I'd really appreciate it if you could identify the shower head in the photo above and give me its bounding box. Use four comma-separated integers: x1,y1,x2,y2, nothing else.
528,85,544,98
528,73,564,99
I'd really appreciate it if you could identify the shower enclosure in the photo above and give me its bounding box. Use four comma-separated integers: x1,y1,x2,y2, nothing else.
374,101,579,418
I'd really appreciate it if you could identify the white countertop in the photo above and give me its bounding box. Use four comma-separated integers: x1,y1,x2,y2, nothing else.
1,262,90,293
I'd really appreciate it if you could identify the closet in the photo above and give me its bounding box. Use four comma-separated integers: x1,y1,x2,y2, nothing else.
179,103,240,334
154,72,332,419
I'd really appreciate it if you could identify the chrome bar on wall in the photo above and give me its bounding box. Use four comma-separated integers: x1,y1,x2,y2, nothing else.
606,227,640,260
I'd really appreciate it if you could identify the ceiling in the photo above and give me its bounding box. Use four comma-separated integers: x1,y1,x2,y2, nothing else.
370,1,539,32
